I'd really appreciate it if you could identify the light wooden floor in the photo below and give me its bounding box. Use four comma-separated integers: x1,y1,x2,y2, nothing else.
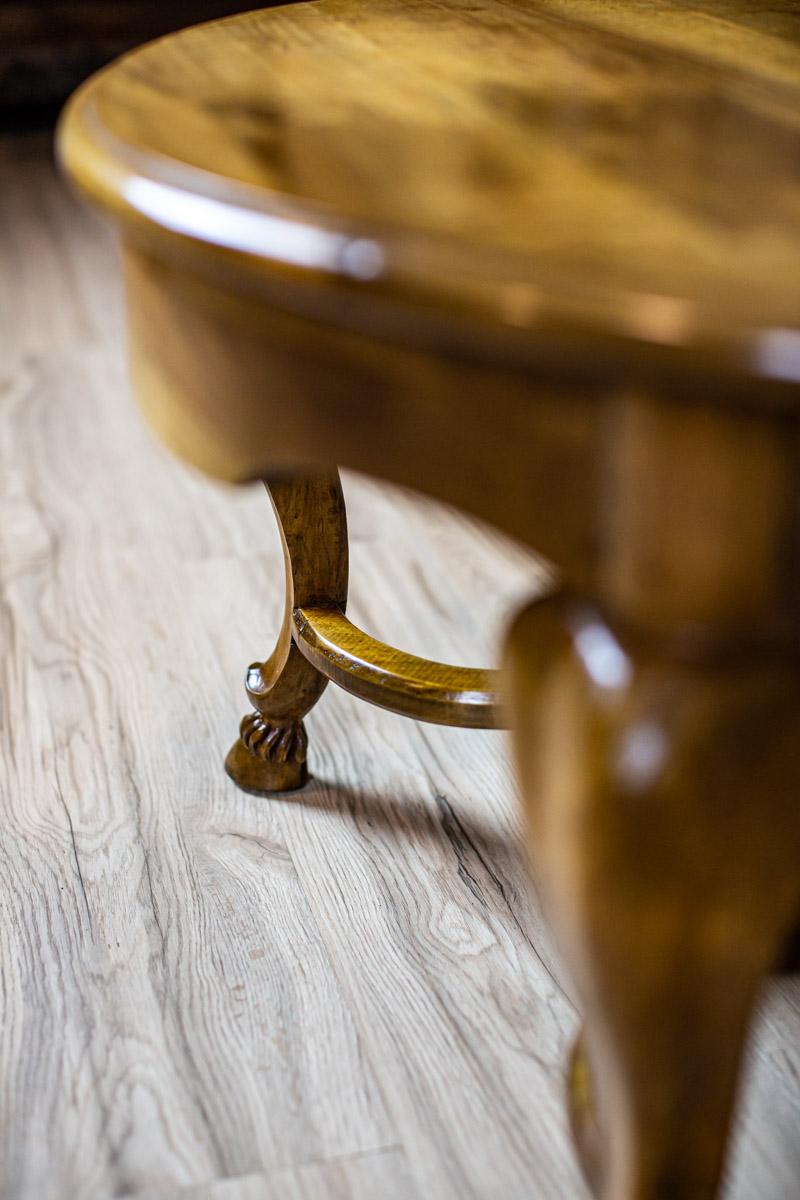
1,134,799,1200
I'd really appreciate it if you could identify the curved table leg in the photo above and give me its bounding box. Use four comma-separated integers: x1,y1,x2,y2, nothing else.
504,592,800,1200
225,472,348,795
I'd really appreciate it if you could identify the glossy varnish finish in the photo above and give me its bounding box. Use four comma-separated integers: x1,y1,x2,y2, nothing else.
223,469,503,794
59,0,800,368
2,140,583,1200
293,605,502,727
224,473,348,795
55,4,800,1199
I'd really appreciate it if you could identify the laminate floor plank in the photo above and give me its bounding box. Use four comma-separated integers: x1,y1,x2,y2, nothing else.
1,135,798,1200
0,139,396,1200
141,1147,413,1200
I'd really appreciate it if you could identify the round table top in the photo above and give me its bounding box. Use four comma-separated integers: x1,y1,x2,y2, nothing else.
59,0,800,391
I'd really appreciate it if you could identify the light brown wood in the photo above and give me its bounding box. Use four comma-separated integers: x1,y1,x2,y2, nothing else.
57,0,800,365
116,245,601,580
153,1149,416,1199
595,395,800,645
2,138,593,1200
224,473,348,795
55,0,800,579
505,592,800,1199
51,4,800,1197
224,466,504,796
292,605,502,728
500,386,800,1200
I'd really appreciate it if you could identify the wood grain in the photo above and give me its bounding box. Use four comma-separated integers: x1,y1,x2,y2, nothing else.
0,134,559,1200
292,604,502,728
141,1147,415,1200
58,0,800,360
2,134,799,1200
51,5,800,1195
505,592,800,1198
224,473,349,796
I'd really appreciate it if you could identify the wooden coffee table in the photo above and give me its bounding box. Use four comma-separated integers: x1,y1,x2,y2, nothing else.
58,2,800,1196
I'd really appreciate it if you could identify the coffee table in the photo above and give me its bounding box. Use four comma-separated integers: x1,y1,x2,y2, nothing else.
58,2,800,1196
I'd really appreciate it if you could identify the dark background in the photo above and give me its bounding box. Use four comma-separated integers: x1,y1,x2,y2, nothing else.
0,2,263,126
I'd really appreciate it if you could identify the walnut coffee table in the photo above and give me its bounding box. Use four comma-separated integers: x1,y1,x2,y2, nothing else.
58,2,800,1196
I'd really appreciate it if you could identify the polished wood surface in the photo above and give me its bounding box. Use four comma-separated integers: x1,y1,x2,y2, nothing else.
55,5,800,1199
225,473,348,794
294,604,502,728
4,141,590,1200
59,0,800,390
117,244,600,578
506,591,800,1199
225,470,503,798
55,0,800,575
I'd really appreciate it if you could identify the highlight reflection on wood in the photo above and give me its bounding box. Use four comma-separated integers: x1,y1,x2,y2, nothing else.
224,473,348,795
505,591,800,1199
225,470,502,795
293,605,502,728
56,3,800,1197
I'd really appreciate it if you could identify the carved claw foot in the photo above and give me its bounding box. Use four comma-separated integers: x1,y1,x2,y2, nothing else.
225,710,309,794
225,472,348,798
